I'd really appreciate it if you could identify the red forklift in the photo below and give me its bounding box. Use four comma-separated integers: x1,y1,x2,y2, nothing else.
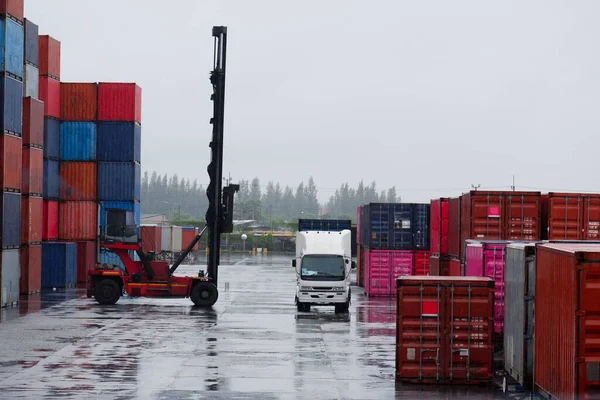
87,27,237,308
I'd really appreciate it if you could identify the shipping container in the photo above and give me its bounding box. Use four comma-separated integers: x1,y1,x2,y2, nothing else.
356,206,361,246
351,225,357,257
449,257,462,276
42,158,58,199
58,201,97,240
448,197,461,258
97,162,140,202
429,254,445,276
0,132,20,190
38,35,60,79
43,117,59,158
22,147,42,195
395,276,495,384
364,249,414,296
504,243,536,389
19,244,41,294
23,97,43,147
42,199,58,240
59,122,96,161
413,250,430,275
21,195,41,244
96,122,141,163
541,192,600,241
76,241,96,283
59,161,96,201
1,249,19,306
0,0,23,22
98,201,140,231
430,198,449,254
360,203,415,250
298,218,351,232
0,17,23,78
97,83,142,123
171,226,182,252
60,83,97,121
41,242,76,289
141,224,161,254
23,18,37,66
413,204,430,250
23,63,38,98
0,74,22,134
160,226,171,252
99,250,136,270
38,76,59,119
181,227,199,251
534,243,600,399
1,191,19,248
355,246,363,286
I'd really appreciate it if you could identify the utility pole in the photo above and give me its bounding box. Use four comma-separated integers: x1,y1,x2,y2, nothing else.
224,172,232,186
511,175,515,191
471,184,481,191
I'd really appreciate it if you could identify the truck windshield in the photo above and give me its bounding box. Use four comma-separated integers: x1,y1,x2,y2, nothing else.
301,255,345,281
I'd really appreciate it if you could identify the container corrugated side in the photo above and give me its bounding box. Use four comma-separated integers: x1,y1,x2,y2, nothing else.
38,76,60,119
58,201,97,240
76,241,96,283
181,227,198,251
298,219,352,232
161,226,171,252
0,133,21,191
141,225,161,253
448,197,461,258
1,249,19,306
42,159,59,199
97,122,141,162
42,199,58,240
97,162,140,201
60,83,97,121
364,249,414,296
430,198,449,255
59,161,97,201
43,117,59,159
59,122,97,161
22,147,42,195
23,64,38,98
1,191,19,248
0,17,24,79
38,35,60,79
20,244,41,294
363,203,415,250
413,250,430,275
24,18,38,66
23,97,43,147
98,83,142,123
0,74,22,134
396,276,494,384
41,242,76,289
413,204,430,250
170,226,182,252
0,0,24,22
21,195,42,244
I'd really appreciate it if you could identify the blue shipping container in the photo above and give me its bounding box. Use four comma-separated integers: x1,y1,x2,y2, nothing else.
298,219,352,232
99,201,140,229
41,242,77,288
97,122,141,162
98,162,141,202
0,18,24,79
60,122,97,161
43,159,59,199
360,203,416,250
1,192,20,249
44,117,60,159
0,74,22,135
24,19,38,67
413,203,430,250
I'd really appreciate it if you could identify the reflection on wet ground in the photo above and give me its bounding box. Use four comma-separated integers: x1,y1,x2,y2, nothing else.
0,254,537,399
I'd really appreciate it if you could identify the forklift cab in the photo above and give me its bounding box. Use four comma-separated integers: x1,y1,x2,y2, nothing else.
102,209,139,245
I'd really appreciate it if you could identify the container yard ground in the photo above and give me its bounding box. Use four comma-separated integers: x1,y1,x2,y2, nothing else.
0,254,532,399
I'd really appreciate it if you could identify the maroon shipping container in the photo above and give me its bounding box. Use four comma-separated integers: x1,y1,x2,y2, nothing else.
460,191,541,261
97,83,142,123
42,199,58,241
430,254,447,276
448,197,461,258
20,245,42,294
414,250,430,275
59,162,97,201
0,133,21,191
0,0,24,22
23,97,44,148
22,147,43,195
181,228,199,251
534,243,600,399
60,83,98,121
449,257,462,276
59,201,97,240
140,225,162,254
38,35,61,79
76,241,96,283
430,198,449,254
39,77,60,119
21,195,42,244
356,247,363,286
542,192,600,241
396,276,495,384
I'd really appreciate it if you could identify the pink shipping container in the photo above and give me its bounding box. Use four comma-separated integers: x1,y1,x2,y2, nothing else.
59,201,97,240
465,240,507,334
430,198,449,254
97,83,142,123
364,250,414,296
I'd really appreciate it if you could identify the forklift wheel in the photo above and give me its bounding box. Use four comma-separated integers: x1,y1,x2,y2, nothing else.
94,279,121,305
191,282,219,307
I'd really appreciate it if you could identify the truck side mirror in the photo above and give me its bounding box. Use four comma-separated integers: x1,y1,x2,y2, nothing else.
352,261,356,269
292,259,296,268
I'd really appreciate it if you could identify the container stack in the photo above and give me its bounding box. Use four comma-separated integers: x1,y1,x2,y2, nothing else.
428,198,455,276
20,17,43,295
0,1,24,307
357,203,431,296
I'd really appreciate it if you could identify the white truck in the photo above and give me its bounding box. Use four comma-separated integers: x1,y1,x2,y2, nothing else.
292,229,354,313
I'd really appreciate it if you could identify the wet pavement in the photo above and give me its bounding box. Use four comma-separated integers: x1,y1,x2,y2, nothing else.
0,254,538,399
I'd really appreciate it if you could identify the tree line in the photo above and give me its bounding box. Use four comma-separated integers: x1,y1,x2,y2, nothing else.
141,171,399,223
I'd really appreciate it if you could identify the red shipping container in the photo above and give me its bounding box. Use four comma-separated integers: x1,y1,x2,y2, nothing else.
448,197,461,258
39,76,60,119
449,257,462,276
181,227,199,251
430,198,449,254
76,241,96,283
364,249,414,296
140,225,162,254
20,245,42,294
38,35,61,79
0,133,21,191
59,162,97,201
413,251,430,275
396,276,495,384
0,0,23,22
21,195,42,244
22,147,43,195
534,243,600,399
356,247,363,286
42,199,58,240
59,201,97,240
23,97,44,148
98,83,142,123
60,83,98,121
542,193,600,241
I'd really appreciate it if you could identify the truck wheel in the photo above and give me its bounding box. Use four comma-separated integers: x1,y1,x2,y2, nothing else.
297,302,310,312
94,279,121,305
191,282,219,307
335,303,349,314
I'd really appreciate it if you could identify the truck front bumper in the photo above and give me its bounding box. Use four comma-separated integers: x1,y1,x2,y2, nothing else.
297,290,348,305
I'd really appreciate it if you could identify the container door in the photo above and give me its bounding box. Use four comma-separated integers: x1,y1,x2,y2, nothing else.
470,193,504,241
390,251,414,283
391,204,413,250
505,194,540,240
578,264,600,397
547,195,583,240
370,204,390,249
483,244,506,334
367,251,392,296
441,201,449,254
583,196,600,240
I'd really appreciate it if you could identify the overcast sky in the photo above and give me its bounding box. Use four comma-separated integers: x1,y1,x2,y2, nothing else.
26,0,600,202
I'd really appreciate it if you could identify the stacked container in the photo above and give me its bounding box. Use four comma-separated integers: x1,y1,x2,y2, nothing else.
429,198,454,276
541,192,600,241
0,2,24,307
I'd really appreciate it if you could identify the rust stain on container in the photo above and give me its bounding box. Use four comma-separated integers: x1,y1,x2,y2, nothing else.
60,83,97,121
59,161,97,201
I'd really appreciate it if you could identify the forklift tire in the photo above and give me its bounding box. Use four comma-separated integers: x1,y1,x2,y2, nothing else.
191,282,219,307
94,279,121,305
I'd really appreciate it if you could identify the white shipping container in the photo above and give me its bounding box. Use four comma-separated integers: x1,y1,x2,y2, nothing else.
24,64,39,99
1,250,20,307
170,226,182,252
161,226,172,252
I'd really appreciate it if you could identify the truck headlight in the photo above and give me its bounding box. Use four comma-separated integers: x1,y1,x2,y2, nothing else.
332,287,344,291
300,286,312,291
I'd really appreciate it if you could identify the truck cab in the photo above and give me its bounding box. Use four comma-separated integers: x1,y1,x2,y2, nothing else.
293,230,354,313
